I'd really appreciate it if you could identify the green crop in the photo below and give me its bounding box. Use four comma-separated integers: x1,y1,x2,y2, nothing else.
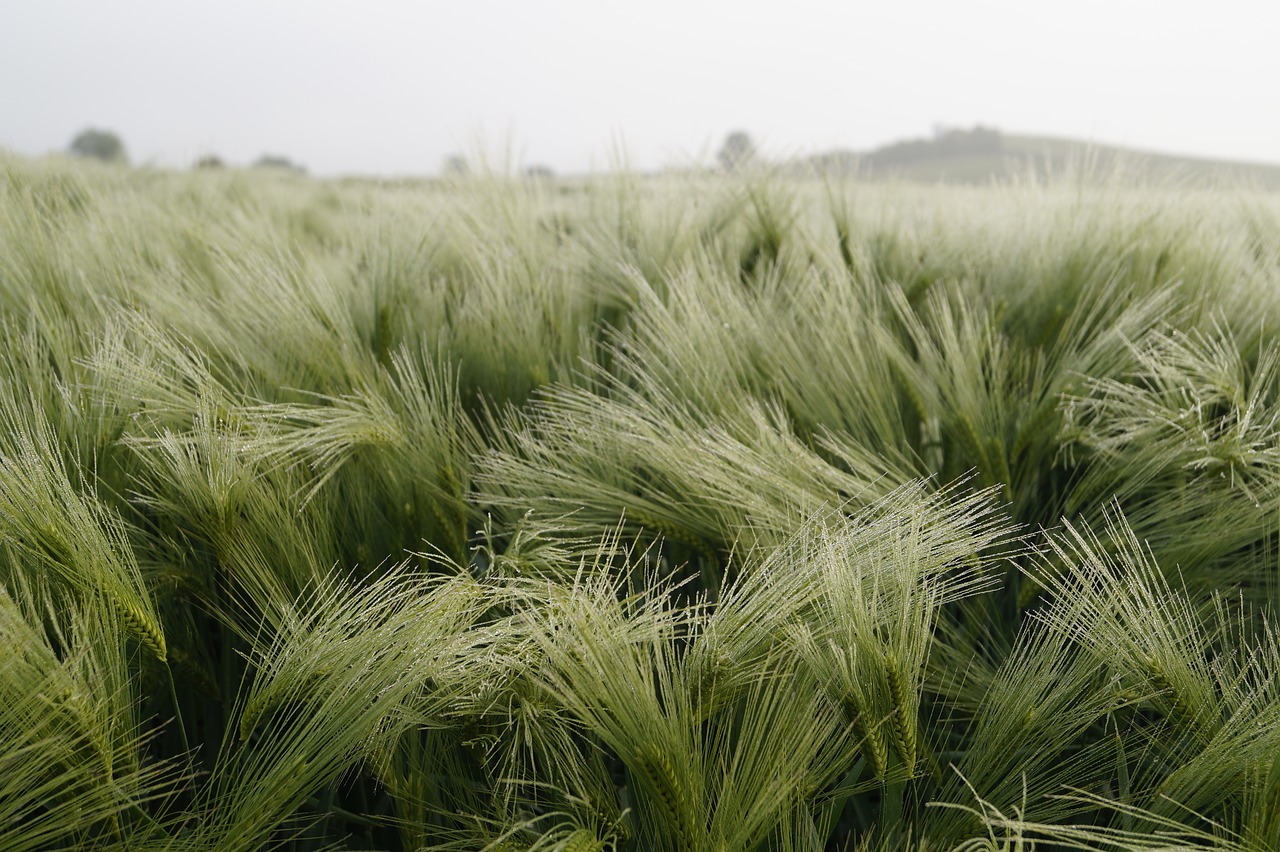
1,153,1279,850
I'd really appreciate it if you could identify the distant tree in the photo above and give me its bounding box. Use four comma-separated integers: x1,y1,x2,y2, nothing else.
934,124,1002,156
718,131,756,171
194,154,225,170
69,128,127,164
442,155,469,177
253,154,305,174
524,165,555,180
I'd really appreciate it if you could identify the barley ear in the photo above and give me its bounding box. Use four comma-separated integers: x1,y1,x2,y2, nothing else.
884,650,918,775
106,587,167,662
845,696,888,781
562,827,604,852
633,749,693,839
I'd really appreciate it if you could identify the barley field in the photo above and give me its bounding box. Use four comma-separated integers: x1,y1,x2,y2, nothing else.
2,154,1280,850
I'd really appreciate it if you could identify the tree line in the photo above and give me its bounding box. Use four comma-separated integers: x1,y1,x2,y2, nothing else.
65,128,769,177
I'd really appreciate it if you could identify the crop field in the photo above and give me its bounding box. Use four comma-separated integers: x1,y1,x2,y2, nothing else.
2,154,1280,851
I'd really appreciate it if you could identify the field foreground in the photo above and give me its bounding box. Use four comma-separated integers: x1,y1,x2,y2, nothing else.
3,157,1280,850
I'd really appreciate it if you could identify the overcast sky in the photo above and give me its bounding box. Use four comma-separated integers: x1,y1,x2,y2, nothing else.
2,0,1277,177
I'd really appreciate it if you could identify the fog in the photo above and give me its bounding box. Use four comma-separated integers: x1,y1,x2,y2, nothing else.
2,0,1277,176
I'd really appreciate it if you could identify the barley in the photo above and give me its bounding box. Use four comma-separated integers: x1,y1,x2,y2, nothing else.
627,507,717,561
884,650,918,775
845,697,888,781
954,411,986,470
106,587,167,662
167,645,220,698
1016,577,1041,610
562,827,603,852
1012,399,1059,458
240,687,272,741
1142,655,1194,729
633,749,693,839
988,437,1013,498
892,360,929,423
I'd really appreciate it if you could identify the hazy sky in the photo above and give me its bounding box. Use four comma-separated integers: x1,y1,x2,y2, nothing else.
3,0,1277,176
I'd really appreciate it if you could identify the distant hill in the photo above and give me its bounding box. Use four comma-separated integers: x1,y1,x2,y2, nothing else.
802,126,1280,189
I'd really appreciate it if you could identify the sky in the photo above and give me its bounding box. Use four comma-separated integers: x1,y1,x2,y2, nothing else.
2,0,1278,177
